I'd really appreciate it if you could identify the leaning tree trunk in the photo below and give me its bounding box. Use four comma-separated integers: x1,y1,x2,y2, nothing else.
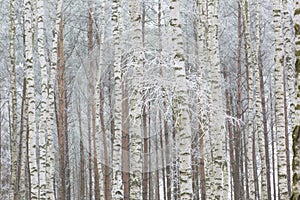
273,0,289,198
291,0,300,198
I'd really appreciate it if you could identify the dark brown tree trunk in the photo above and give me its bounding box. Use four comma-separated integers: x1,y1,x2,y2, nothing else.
258,52,272,200
77,99,85,200
99,86,111,200
87,104,93,200
88,3,101,199
142,102,149,200
57,15,67,200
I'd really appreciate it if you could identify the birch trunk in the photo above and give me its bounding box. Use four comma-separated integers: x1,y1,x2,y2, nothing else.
36,0,49,197
9,0,18,197
24,0,39,198
47,0,63,198
291,0,300,198
169,0,193,199
207,0,226,198
273,0,289,198
283,0,293,195
111,0,123,198
241,0,257,198
129,0,143,198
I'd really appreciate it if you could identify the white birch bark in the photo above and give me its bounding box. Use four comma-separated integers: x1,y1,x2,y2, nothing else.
273,0,289,198
24,0,38,198
283,0,293,192
95,0,106,198
47,0,63,198
9,0,17,197
111,0,123,198
36,0,48,197
129,0,143,198
207,0,226,198
169,0,193,199
20,82,29,200
241,0,256,198
291,0,300,198
1,96,11,200
254,1,268,198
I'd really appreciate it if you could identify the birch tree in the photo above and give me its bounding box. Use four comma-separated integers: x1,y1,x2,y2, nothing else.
207,0,226,198
36,0,49,197
273,0,289,198
24,0,39,198
241,0,258,198
291,0,300,198
129,0,143,198
111,0,124,198
9,0,18,197
169,0,193,198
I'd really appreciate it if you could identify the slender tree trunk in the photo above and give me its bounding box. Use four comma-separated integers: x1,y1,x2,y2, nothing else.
291,0,300,197
273,0,289,198
241,0,258,198
36,0,50,197
169,0,193,198
24,0,39,197
129,0,144,198
9,0,18,197
48,0,63,197
122,78,130,200
57,15,65,200
77,98,85,200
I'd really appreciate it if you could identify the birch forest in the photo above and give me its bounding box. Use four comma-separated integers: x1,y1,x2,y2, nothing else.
1,0,300,199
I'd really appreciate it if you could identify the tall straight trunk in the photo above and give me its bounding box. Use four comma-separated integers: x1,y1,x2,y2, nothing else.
224,65,234,199
9,0,18,197
207,0,226,197
291,0,300,197
122,78,130,200
87,2,101,199
142,103,148,200
273,0,289,198
77,98,85,200
17,79,27,200
87,103,93,200
111,0,124,199
241,0,258,198
258,53,272,200
283,0,293,196
48,0,63,197
1,94,11,200
129,0,143,198
36,0,50,197
169,0,193,198
99,86,111,200
157,2,166,199
141,3,148,200
254,1,269,198
234,3,242,199
270,84,277,200
24,0,38,198
57,15,68,200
